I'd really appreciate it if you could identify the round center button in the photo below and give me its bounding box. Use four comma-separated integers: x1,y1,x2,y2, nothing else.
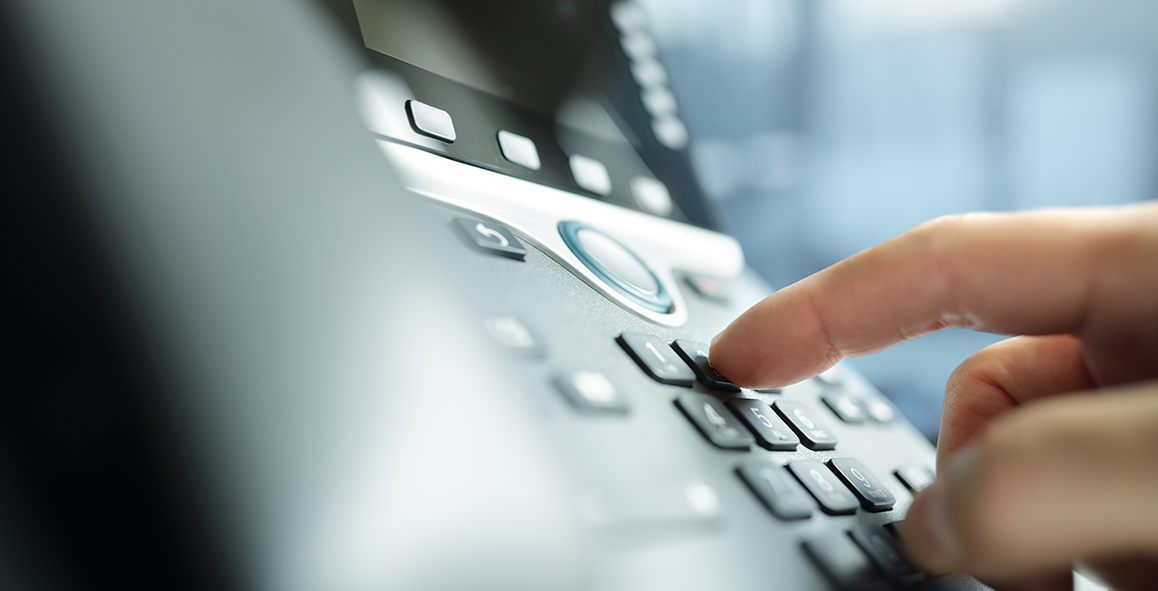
559,221,672,313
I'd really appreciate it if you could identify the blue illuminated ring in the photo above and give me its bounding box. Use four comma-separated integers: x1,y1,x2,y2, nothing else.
558,221,673,314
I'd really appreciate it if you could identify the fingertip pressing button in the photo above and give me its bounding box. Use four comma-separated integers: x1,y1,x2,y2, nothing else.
671,339,740,392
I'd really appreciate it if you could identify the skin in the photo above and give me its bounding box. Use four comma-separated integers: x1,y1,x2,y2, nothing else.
709,202,1158,590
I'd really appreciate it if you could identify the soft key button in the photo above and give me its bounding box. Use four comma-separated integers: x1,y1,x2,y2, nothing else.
569,154,612,196
404,100,456,143
497,130,541,170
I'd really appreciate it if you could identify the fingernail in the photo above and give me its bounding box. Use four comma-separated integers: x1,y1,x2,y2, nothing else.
710,331,724,348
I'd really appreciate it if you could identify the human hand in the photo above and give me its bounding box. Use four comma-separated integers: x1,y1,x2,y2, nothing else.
709,203,1158,590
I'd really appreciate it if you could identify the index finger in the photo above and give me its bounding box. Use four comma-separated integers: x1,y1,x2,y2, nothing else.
709,204,1158,389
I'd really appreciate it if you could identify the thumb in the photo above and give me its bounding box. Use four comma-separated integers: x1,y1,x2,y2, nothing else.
901,381,1158,580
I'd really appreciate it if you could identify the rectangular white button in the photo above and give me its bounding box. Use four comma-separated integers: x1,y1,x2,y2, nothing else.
497,130,541,170
405,100,456,143
569,154,612,196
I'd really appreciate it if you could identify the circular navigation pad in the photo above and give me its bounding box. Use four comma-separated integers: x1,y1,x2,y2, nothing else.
559,221,673,314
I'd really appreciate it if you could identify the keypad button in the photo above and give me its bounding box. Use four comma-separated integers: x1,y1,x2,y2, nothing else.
682,274,728,303
617,333,695,386
861,397,896,423
894,466,935,494
827,458,896,512
814,366,845,387
788,461,859,515
727,398,799,450
483,316,543,357
737,461,813,520
773,400,839,450
554,371,628,415
453,217,526,260
671,339,740,392
404,99,456,142
803,533,886,591
849,524,927,586
823,394,866,424
676,393,753,450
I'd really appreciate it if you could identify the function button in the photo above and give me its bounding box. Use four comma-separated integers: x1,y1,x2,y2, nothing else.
641,86,678,117
630,176,674,216
683,274,728,303
814,366,845,387
453,217,526,260
671,339,740,392
823,394,866,424
894,466,935,494
554,371,628,415
630,57,669,88
788,461,859,515
849,524,928,586
569,154,612,196
737,461,813,520
563,223,672,314
497,130,541,170
676,393,753,450
404,100,456,143
773,400,839,450
827,458,896,512
617,333,694,386
483,316,542,357
803,532,886,591
727,398,799,451
651,114,689,150
861,397,896,423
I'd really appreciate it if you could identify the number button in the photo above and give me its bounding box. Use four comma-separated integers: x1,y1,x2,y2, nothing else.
894,465,935,494
827,458,896,512
727,398,799,450
618,333,696,386
671,339,740,392
675,393,753,450
803,533,886,591
849,524,927,586
773,400,838,450
736,461,813,520
788,461,858,515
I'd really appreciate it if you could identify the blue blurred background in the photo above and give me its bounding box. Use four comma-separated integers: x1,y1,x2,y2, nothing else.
637,0,1157,441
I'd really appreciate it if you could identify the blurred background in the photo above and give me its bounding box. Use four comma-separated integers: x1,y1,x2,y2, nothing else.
637,0,1158,441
